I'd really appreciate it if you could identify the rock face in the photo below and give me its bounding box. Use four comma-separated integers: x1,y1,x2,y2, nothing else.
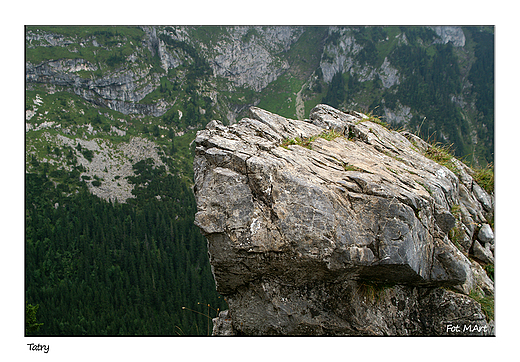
207,26,303,92
25,59,167,116
431,26,466,47
193,104,494,335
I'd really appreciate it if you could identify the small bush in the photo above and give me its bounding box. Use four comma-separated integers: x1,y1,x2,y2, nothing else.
423,143,458,175
343,163,366,172
473,163,494,194
82,149,94,162
424,142,454,164
318,129,343,141
280,129,343,150
469,290,494,322
367,114,387,128
483,264,494,282
357,281,395,303
280,135,316,150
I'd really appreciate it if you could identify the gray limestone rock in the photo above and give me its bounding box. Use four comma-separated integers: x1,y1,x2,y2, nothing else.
473,182,493,212
193,105,494,335
211,310,235,336
471,240,495,265
418,288,491,336
431,26,466,47
207,26,302,92
478,223,494,244
469,260,494,296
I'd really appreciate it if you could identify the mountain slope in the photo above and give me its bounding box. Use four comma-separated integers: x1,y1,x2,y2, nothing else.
26,25,494,177
24,25,494,335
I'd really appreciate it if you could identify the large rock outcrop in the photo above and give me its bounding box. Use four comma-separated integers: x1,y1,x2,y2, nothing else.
193,104,494,336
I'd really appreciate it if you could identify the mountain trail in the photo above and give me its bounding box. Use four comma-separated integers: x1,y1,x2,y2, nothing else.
295,82,306,120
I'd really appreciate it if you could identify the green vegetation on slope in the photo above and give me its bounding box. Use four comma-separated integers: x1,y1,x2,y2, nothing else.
25,165,226,335
257,26,328,119
290,26,493,166
26,26,146,73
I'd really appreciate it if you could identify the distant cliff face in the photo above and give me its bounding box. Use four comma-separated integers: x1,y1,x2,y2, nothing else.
431,26,466,47
25,26,303,116
201,26,303,92
193,105,494,336
25,26,494,203
26,25,494,173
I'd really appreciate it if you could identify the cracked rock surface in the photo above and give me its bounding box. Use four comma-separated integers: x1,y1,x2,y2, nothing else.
194,104,494,335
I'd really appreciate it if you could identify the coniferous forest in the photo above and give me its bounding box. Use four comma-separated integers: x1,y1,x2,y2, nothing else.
25,160,227,335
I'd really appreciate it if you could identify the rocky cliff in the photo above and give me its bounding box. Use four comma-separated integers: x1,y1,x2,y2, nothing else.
193,104,494,336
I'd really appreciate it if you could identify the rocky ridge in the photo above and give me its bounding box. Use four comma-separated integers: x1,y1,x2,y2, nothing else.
193,104,494,335
25,58,168,117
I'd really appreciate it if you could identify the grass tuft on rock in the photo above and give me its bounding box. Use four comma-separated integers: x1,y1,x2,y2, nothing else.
473,163,494,194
